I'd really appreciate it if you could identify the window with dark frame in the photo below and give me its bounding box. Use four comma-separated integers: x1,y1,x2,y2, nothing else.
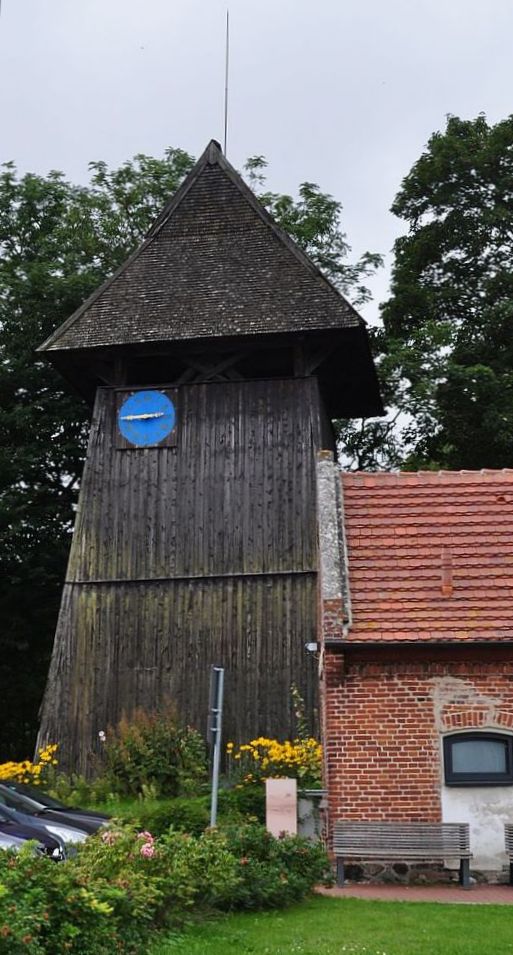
443,732,513,786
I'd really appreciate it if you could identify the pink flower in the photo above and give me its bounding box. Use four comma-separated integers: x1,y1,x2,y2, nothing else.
101,831,117,845
140,843,155,858
137,830,154,843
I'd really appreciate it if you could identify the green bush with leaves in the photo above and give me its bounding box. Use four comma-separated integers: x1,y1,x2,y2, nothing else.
44,708,208,803
220,785,266,824
100,707,208,798
118,790,262,837
219,823,332,910
0,843,134,954
0,822,331,953
75,822,328,920
121,795,212,837
74,824,202,925
43,768,119,807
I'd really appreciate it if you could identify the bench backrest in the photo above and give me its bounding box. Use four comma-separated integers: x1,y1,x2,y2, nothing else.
505,824,513,855
333,821,470,855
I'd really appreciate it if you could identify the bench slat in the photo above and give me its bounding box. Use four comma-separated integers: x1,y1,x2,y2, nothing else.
333,822,471,858
504,824,513,855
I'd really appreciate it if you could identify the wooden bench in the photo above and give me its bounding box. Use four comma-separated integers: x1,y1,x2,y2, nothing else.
333,821,472,888
504,824,513,883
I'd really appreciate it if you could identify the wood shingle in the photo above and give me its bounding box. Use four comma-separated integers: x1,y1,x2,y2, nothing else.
39,140,366,353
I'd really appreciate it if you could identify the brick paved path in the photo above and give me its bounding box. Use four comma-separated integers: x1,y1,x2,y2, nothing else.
318,883,513,905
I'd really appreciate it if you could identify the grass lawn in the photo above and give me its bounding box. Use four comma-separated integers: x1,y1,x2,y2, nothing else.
150,895,513,955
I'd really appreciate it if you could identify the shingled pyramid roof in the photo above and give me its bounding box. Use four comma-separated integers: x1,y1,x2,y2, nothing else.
39,140,367,354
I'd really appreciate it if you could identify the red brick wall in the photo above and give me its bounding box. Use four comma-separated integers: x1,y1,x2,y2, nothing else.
325,646,513,825
322,598,345,637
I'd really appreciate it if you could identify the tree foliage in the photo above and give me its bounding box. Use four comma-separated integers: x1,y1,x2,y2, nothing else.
245,156,382,307
245,156,389,470
0,149,382,757
0,150,195,757
382,113,513,468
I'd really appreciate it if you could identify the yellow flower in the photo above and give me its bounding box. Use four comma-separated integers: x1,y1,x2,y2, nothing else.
0,742,59,785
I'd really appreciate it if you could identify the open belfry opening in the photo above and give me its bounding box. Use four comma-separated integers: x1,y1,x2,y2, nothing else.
36,140,382,773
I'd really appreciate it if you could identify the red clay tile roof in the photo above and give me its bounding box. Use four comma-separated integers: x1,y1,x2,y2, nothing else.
341,470,513,643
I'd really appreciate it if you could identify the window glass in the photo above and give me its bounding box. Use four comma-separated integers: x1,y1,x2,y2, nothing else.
451,738,507,774
444,732,513,785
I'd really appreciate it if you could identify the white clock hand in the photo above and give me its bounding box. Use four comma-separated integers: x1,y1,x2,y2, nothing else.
120,412,165,421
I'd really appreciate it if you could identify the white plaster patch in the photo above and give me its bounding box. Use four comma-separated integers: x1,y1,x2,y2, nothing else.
316,454,343,601
431,676,503,732
442,784,513,872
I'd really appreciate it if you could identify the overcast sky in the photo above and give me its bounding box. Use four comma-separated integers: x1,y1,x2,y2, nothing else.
1,0,513,322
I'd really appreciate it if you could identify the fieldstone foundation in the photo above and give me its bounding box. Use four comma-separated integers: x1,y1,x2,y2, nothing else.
343,862,500,885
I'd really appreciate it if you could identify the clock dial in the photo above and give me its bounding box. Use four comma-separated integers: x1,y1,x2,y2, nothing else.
117,390,176,447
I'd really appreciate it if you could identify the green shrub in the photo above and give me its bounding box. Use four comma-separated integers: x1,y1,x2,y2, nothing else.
74,824,197,926
220,823,333,910
128,796,212,837
120,790,261,836
0,844,137,954
223,783,266,822
44,767,119,807
101,707,208,798
0,822,331,954
94,796,212,838
45,708,209,804
75,791,252,838
163,828,241,911
74,823,241,923
40,788,250,839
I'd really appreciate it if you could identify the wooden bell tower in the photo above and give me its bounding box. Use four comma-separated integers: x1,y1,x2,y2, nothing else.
37,141,382,772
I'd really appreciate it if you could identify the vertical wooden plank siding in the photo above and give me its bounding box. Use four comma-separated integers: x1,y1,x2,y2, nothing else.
39,377,324,773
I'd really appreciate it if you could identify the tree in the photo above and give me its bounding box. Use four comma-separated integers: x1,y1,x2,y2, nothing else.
0,149,382,758
245,156,382,308
245,157,390,469
0,150,196,757
382,114,513,469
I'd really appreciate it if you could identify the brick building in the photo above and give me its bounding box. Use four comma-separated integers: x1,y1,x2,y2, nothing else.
318,463,513,875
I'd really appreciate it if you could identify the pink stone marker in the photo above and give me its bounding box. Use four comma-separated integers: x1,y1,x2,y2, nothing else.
265,778,297,837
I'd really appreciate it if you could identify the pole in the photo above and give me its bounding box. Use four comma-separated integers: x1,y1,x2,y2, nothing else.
209,666,225,827
223,10,229,155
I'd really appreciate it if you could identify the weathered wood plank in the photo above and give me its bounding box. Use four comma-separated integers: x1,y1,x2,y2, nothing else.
38,377,325,773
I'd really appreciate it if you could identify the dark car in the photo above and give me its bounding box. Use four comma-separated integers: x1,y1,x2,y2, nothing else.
1,782,109,832
0,831,26,851
0,784,107,839
0,804,64,859
0,800,85,849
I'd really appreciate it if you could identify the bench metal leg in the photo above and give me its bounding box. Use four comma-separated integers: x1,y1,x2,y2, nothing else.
459,858,470,889
336,857,345,887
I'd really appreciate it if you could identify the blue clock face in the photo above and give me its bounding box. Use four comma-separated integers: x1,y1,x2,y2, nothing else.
118,390,176,447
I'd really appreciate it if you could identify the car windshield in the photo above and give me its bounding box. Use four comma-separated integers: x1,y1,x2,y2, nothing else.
0,787,42,814
4,784,65,809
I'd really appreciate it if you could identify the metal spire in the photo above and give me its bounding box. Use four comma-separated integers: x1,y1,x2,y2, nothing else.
223,10,230,155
